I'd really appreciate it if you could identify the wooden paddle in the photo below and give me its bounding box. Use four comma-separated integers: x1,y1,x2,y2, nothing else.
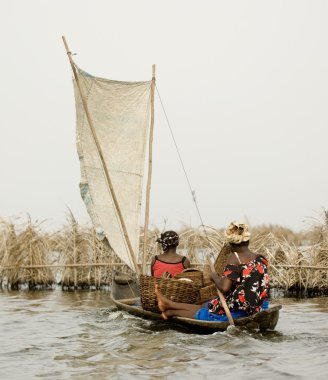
207,256,235,326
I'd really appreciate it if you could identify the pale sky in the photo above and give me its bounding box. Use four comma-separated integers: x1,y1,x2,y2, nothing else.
1,0,327,232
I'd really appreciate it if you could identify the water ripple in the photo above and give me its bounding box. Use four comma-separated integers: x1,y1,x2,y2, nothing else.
1,291,328,379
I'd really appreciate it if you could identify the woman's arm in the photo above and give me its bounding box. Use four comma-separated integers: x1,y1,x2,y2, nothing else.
150,257,156,276
210,272,233,293
209,255,234,293
183,257,191,269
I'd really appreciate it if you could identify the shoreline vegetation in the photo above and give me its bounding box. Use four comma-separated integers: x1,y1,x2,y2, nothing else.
0,212,328,296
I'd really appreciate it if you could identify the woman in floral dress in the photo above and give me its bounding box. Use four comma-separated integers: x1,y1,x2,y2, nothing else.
155,222,270,321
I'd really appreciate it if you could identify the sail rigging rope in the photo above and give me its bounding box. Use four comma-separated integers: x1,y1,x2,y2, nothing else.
155,85,214,253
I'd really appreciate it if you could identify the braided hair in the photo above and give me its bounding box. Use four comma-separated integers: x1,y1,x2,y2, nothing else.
156,231,179,252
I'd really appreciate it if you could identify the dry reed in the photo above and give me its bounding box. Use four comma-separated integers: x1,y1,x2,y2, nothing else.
0,210,328,294
0,216,54,289
52,212,124,289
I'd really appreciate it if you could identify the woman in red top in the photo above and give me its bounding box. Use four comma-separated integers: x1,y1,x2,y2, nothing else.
151,231,191,278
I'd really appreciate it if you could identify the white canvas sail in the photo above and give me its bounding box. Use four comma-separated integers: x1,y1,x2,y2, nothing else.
73,66,152,271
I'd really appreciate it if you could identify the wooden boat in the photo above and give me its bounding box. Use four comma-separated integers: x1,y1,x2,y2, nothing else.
110,272,282,334
63,37,282,333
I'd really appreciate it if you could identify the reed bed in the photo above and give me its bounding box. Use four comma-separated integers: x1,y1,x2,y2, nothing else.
0,216,54,289
0,212,327,294
51,213,134,289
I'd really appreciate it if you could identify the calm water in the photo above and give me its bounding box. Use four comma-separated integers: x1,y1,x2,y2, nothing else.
0,290,327,380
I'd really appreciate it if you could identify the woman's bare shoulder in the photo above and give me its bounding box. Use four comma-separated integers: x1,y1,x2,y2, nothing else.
225,252,239,265
225,251,257,265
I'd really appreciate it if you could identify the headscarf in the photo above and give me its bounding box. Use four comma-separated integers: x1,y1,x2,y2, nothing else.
225,221,251,244
156,231,179,252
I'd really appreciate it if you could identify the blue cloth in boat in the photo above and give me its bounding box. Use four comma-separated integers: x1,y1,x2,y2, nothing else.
195,300,269,322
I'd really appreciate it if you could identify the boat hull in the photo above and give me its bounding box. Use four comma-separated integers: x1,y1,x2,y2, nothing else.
110,272,281,333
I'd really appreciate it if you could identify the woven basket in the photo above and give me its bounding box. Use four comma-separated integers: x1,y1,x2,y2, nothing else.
199,283,218,303
202,263,212,286
139,275,201,313
174,268,204,287
214,244,232,275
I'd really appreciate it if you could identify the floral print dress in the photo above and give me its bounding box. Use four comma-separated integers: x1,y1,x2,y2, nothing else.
208,255,269,316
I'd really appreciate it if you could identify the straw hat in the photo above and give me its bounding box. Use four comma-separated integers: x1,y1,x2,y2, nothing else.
225,221,251,244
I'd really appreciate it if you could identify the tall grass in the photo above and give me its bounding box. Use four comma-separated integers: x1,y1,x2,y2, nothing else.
0,216,54,289
52,212,129,289
0,211,327,293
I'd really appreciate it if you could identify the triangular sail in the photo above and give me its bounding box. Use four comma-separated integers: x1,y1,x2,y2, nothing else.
73,66,152,270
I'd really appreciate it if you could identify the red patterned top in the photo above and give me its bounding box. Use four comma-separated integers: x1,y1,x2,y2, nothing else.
208,255,269,315
151,256,187,278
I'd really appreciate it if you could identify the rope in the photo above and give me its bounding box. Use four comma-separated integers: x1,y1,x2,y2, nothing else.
155,85,215,255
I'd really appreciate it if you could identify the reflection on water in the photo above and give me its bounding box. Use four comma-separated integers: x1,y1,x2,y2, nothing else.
1,290,328,379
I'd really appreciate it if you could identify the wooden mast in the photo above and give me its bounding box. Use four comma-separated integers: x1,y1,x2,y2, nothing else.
62,36,140,274
142,65,156,274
